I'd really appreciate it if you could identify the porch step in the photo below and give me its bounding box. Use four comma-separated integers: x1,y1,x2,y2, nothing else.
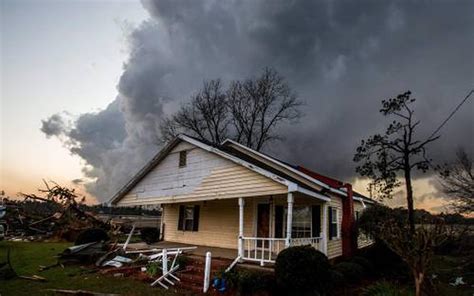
177,255,233,293
179,273,204,284
177,281,204,294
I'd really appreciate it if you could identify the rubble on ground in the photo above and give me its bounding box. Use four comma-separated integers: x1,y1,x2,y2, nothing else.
0,181,112,242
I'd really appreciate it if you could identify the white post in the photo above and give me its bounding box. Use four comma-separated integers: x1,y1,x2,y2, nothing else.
160,205,165,241
285,192,294,247
203,251,212,293
162,248,168,275
123,224,135,251
238,197,245,259
321,204,328,255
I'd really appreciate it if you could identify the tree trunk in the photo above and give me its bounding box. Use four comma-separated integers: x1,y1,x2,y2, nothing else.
414,270,424,296
404,162,416,234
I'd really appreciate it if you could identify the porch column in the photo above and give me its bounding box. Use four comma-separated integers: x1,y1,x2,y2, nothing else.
238,197,245,259
321,203,328,255
285,192,294,247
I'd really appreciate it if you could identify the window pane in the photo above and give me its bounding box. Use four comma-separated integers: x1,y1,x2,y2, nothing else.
185,207,194,219
179,150,187,167
184,219,193,231
331,224,338,237
331,209,337,223
291,207,311,238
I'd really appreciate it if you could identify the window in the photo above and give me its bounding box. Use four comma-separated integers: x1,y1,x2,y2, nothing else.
355,210,360,221
183,206,194,230
329,207,339,240
178,205,200,231
285,206,312,238
179,150,187,167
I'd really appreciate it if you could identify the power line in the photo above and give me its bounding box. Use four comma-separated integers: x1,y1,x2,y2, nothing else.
427,88,474,140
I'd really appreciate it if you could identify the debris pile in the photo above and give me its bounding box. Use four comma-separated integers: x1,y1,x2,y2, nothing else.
1,181,111,242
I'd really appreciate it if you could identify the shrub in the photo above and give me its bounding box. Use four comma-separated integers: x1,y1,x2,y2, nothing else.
223,269,275,295
328,269,345,287
358,243,409,279
275,246,332,295
146,261,161,277
145,255,188,276
140,227,160,244
75,228,109,245
358,205,406,240
333,262,364,283
351,256,375,274
361,281,405,296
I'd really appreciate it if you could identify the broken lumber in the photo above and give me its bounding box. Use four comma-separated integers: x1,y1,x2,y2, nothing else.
19,275,47,282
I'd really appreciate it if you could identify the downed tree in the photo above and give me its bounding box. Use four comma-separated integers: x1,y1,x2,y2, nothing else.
12,180,111,241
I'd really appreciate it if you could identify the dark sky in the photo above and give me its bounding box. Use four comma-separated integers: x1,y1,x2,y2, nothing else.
41,0,474,203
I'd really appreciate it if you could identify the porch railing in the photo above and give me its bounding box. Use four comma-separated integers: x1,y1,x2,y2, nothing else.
241,236,323,264
241,237,286,264
290,237,322,250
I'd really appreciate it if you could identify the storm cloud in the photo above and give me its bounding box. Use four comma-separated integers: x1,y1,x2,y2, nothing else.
42,0,474,203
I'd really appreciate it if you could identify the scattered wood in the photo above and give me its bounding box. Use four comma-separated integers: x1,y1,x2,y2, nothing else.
47,289,120,296
39,262,60,272
19,275,47,282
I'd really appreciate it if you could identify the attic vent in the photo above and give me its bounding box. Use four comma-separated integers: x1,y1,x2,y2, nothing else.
179,150,187,167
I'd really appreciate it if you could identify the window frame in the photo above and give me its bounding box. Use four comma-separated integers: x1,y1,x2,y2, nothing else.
182,205,194,231
178,205,200,232
283,206,313,239
330,207,340,239
179,150,187,168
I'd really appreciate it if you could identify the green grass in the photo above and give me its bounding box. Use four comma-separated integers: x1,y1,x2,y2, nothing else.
0,241,180,296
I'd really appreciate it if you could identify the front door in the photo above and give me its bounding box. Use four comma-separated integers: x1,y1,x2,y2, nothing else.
257,204,270,240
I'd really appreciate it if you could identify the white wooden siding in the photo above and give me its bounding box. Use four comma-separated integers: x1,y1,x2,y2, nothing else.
117,142,287,206
327,194,343,259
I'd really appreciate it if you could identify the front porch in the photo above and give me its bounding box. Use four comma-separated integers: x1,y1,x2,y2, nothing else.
159,190,338,266
236,192,330,265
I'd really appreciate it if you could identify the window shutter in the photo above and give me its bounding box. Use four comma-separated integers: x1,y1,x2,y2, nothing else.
328,206,333,239
192,205,200,231
274,205,284,238
312,205,321,237
178,205,184,231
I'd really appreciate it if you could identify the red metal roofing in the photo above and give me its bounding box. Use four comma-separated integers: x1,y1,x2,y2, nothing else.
296,166,344,189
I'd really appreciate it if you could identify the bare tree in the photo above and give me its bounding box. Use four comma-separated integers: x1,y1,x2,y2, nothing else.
228,68,302,151
354,91,439,233
160,79,230,144
160,68,302,151
439,148,474,214
379,219,448,296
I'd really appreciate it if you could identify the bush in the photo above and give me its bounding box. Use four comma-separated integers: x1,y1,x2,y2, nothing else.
140,227,160,244
146,261,161,277
361,281,405,296
358,205,406,240
223,269,275,295
333,262,364,283
75,228,109,245
358,243,409,279
328,269,345,287
351,256,375,274
275,246,332,295
145,255,188,276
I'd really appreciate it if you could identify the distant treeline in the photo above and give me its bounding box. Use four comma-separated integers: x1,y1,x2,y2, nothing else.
80,204,161,216
387,207,473,225
2,198,160,217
